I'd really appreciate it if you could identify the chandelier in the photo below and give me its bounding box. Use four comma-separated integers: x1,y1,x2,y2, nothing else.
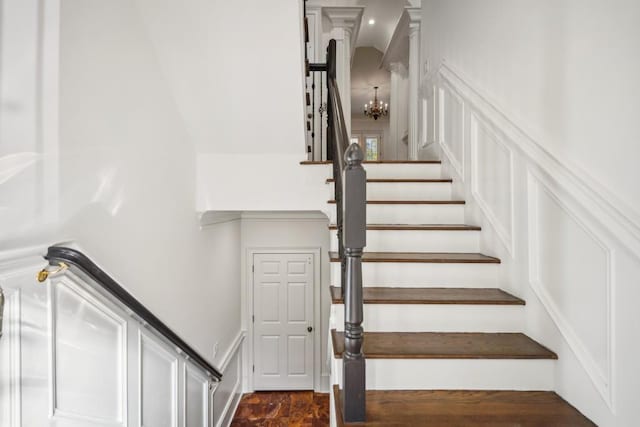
364,86,388,120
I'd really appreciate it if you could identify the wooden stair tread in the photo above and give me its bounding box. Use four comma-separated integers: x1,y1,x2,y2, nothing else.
326,178,452,183
333,386,595,427
331,330,557,359
329,252,501,263
330,286,524,305
300,160,441,165
327,200,465,205
328,224,481,231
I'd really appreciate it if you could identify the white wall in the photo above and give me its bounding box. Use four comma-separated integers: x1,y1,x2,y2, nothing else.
156,0,315,211
422,1,640,424
421,0,640,218
0,0,244,396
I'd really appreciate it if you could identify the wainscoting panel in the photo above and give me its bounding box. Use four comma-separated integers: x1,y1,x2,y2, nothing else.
470,113,515,256
52,277,127,425
184,364,209,427
528,171,613,407
139,332,178,427
438,84,465,179
0,252,219,426
431,61,631,421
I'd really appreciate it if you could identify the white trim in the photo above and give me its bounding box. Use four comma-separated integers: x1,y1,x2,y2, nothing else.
245,247,322,392
215,343,243,427
199,212,241,227
527,169,615,411
241,211,327,222
439,61,640,260
0,245,47,267
218,331,245,374
470,112,516,257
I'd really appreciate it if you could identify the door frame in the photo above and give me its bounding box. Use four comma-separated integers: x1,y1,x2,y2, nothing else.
352,130,384,160
245,247,321,392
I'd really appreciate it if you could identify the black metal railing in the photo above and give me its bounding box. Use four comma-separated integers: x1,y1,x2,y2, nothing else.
308,39,367,422
44,246,223,381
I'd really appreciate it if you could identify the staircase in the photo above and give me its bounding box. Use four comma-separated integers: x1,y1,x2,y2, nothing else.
309,159,595,426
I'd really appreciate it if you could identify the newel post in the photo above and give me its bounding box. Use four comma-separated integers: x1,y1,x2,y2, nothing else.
342,142,366,422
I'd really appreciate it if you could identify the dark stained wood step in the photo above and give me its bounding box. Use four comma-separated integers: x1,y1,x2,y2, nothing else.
326,178,452,183
329,286,524,305
333,386,595,427
327,200,465,205
331,330,557,360
300,160,441,165
329,252,501,264
328,224,481,231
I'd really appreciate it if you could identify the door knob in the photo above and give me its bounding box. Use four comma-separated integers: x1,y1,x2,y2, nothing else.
307,326,313,333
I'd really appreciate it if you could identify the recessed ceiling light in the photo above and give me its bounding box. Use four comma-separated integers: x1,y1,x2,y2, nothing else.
368,19,375,25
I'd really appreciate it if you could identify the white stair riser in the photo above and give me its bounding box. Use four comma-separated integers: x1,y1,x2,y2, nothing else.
331,358,555,391
329,204,465,224
331,262,499,287
330,304,524,332
330,230,480,252
330,182,452,200
363,163,442,179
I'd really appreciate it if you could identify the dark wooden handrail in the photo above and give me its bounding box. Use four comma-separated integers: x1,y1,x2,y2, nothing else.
45,246,223,381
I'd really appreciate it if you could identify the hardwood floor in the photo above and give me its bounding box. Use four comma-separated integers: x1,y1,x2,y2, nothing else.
231,391,329,427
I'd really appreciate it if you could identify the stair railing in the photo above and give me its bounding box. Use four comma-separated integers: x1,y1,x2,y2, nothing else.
310,39,367,422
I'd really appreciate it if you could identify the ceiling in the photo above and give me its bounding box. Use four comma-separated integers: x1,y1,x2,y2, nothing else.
354,0,413,53
351,47,390,117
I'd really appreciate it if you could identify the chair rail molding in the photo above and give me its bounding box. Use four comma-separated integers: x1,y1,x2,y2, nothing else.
436,61,640,260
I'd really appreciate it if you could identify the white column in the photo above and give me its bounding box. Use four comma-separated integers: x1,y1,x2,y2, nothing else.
323,7,363,138
389,62,407,161
407,9,421,160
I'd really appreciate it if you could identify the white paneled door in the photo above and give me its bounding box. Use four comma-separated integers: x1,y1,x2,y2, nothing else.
253,253,314,390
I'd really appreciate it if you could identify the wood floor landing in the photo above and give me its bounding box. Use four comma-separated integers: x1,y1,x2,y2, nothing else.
231,391,329,426
333,386,596,427
329,286,525,305
331,330,557,359
329,252,501,264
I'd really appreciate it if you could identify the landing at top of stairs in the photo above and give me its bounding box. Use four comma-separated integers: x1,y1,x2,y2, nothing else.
300,160,441,165
332,386,596,427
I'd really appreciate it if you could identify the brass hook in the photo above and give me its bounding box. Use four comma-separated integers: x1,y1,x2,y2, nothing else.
37,262,68,283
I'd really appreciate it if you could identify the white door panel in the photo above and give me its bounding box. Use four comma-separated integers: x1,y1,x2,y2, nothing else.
253,253,314,390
